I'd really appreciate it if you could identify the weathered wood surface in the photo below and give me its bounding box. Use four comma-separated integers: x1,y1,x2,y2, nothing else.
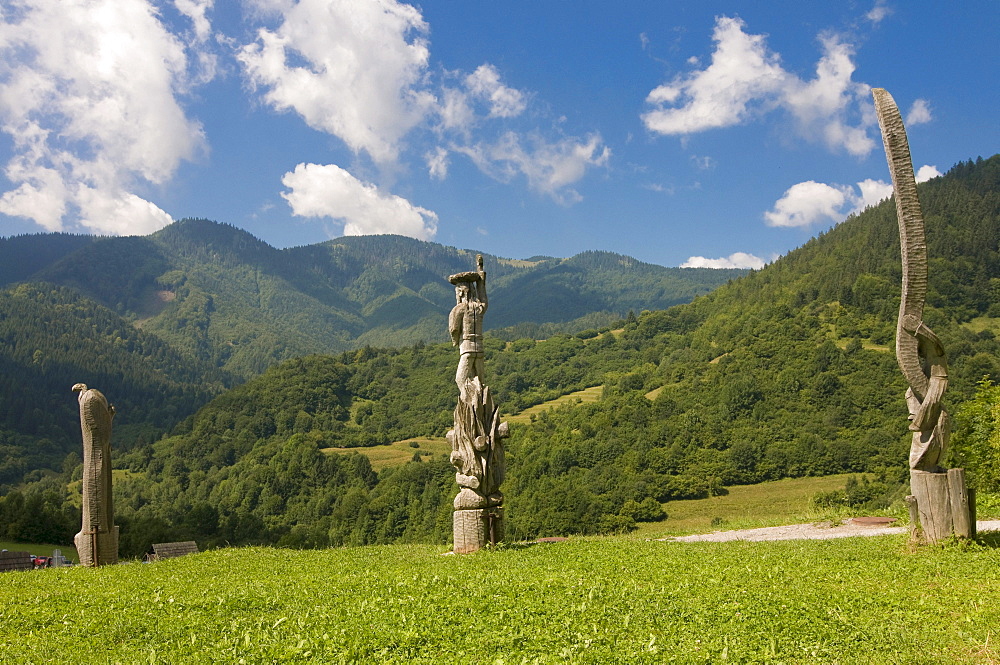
73,384,118,566
0,550,32,572
947,468,974,539
910,470,953,543
873,88,950,472
873,88,929,399
453,510,487,554
151,541,200,560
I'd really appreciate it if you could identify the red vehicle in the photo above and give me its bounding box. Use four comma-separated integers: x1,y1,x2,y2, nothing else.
31,556,51,569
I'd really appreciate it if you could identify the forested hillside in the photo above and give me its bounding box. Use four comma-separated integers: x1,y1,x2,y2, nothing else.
0,284,225,485
0,224,741,492
0,222,743,379
3,155,1000,555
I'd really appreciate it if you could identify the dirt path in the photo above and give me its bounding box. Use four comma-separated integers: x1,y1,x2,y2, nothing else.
663,519,1000,543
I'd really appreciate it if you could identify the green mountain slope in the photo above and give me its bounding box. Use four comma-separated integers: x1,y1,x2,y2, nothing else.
0,221,743,379
0,284,226,485
85,155,1000,553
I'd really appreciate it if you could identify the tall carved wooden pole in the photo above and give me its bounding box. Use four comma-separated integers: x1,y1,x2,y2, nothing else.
873,88,973,543
72,383,119,565
446,255,508,553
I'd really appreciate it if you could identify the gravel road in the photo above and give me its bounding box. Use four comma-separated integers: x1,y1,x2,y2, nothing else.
664,519,1000,543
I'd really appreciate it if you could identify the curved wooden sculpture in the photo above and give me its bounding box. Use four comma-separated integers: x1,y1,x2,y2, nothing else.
873,88,972,543
72,383,119,565
446,256,508,553
872,88,950,472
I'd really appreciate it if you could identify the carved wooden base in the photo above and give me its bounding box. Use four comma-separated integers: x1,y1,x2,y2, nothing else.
453,506,504,554
74,525,119,566
909,468,975,544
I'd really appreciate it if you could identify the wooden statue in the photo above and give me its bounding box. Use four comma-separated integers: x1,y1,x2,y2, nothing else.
72,383,119,565
873,88,974,543
446,255,508,553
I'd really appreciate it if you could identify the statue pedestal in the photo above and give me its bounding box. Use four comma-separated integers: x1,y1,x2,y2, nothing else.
909,468,975,544
74,525,119,566
453,506,505,554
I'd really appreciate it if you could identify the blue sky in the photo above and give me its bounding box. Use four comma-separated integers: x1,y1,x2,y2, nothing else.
1,1,997,268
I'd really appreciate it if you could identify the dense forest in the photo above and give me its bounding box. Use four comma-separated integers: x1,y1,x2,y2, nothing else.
2,155,1000,555
0,223,741,485
0,222,743,380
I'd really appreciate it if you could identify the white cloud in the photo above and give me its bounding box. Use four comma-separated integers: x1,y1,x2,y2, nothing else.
642,16,787,135
425,147,449,180
854,178,893,211
0,0,206,235
643,16,875,157
682,252,765,269
238,0,435,165
764,180,854,227
281,162,437,240
765,163,940,229
174,0,214,42
439,87,475,132
781,35,874,157
906,99,932,126
456,132,610,205
239,2,601,205
464,64,527,119
866,2,892,25
916,164,942,182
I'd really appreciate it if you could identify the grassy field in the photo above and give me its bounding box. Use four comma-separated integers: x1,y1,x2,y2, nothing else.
323,386,606,469
503,385,603,425
0,540,77,561
2,536,999,663
635,474,863,537
322,437,451,471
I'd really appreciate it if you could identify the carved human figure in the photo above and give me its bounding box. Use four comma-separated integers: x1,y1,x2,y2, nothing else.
72,383,119,566
446,255,507,552
449,256,487,401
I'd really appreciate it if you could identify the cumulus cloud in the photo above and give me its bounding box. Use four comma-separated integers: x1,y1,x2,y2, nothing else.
174,0,214,42
238,0,435,165
456,132,610,205
682,252,765,269
643,16,875,157
764,181,855,227
425,147,449,180
643,17,787,135
281,162,438,240
916,164,942,182
464,64,527,119
854,178,894,211
765,164,940,228
906,99,932,126
237,2,602,203
0,0,207,235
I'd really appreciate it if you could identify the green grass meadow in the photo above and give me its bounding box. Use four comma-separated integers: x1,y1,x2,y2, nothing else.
1,540,78,561
2,536,1000,664
636,475,862,537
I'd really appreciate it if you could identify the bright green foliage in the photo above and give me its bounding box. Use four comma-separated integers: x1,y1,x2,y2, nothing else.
951,378,1000,490
2,538,1000,663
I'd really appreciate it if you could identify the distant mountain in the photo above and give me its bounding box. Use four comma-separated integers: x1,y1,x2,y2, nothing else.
0,222,744,378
